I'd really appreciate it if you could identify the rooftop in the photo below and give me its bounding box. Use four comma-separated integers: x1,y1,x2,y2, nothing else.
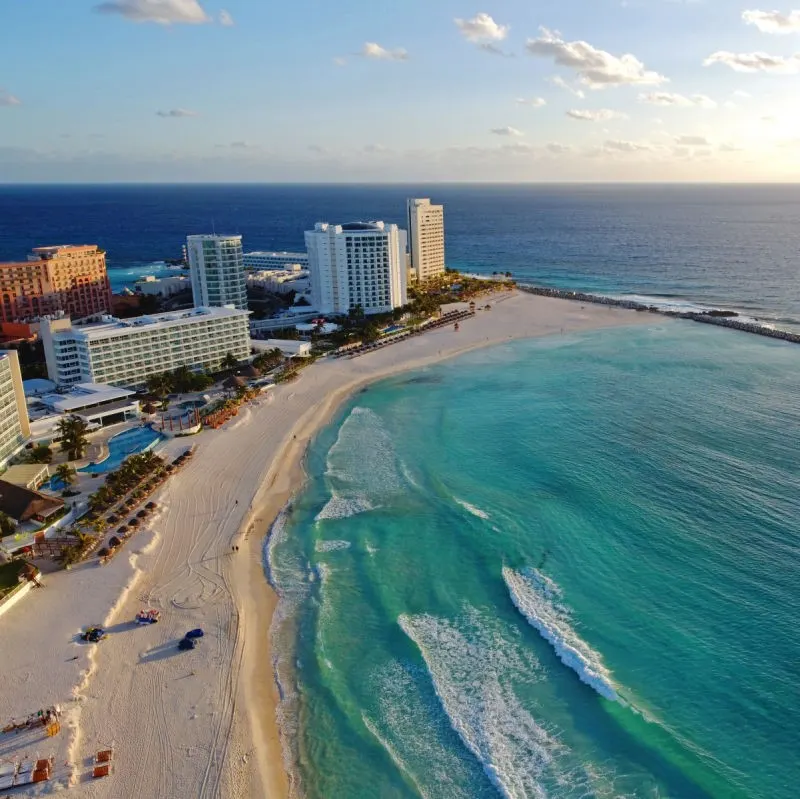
0,479,64,523
55,306,250,341
186,234,242,242
341,221,385,231
40,383,136,413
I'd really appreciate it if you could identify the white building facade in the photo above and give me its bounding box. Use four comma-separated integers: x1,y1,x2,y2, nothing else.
0,350,31,468
41,307,251,389
305,222,407,316
243,251,309,271
186,234,247,310
407,198,445,282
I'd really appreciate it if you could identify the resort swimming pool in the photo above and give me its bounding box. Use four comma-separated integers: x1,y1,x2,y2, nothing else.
79,426,163,475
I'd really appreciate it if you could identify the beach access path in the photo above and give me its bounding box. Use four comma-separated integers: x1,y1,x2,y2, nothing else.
0,291,655,798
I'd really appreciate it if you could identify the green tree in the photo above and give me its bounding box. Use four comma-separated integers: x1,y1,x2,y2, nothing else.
0,512,15,537
57,415,90,461
29,444,53,464
222,352,239,371
171,365,196,394
146,371,172,399
56,464,76,488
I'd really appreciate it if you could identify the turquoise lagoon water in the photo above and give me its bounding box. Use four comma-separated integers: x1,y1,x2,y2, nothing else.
79,425,163,475
268,321,800,799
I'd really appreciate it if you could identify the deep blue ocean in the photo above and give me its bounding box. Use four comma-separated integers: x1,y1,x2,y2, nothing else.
1,184,799,329
3,185,799,797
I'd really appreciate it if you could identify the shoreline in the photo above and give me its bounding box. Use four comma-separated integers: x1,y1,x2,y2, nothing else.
0,291,654,798
517,284,800,343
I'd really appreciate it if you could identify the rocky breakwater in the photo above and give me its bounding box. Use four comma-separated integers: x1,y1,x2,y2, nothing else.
518,285,800,345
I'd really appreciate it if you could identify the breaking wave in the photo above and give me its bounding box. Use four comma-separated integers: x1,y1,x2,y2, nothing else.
314,539,352,553
315,407,403,522
502,567,619,702
454,498,491,520
399,608,569,799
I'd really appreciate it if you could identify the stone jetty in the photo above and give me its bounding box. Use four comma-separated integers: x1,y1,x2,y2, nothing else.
518,285,800,345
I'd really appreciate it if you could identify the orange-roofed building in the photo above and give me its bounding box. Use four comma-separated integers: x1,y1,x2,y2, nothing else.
0,244,112,323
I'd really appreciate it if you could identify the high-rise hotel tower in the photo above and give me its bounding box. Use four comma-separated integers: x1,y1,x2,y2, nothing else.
407,198,445,282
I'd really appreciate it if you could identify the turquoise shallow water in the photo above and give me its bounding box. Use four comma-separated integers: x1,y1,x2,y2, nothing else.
268,321,800,799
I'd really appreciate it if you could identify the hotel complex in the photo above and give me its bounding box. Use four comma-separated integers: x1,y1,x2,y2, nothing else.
0,244,112,323
186,234,248,310
41,306,251,389
407,199,445,282
305,222,407,316
243,251,308,271
0,350,31,469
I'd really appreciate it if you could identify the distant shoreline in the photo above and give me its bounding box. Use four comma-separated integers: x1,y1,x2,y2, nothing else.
518,284,800,345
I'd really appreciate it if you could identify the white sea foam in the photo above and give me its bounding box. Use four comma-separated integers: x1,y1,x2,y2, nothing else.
315,496,373,521
363,661,484,798
502,567,619,702
454,498,491,520
315,407,403,522
314,539,351,553
399,609,561,799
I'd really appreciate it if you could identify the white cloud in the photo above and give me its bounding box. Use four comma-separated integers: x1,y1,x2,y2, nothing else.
638,91,717,108
604,139,653,152
516,97,547,107
218,9,234,26
719,142,744,152
361,42,409,61
566,108,626,121
733,90,752,98
363,143,389,153
742,9,800,33
526,28,668,88
546,142,572,154
675,134,711,145
550,76,586,99
501,142,536,154
704,51,800,73
156,108,198,117
455,13,509,44
0,89,21,107
490,126,524,136
94,0,210,24
333,56,347,67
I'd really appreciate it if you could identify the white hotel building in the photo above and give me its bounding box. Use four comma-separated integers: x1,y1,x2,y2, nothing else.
41,307,251,389
186,234,248,310
243,251,309,271
407,198,445,282
305,222,407,316
0,350,31,468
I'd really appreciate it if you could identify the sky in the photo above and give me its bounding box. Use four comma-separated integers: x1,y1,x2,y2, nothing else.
2,0,800,182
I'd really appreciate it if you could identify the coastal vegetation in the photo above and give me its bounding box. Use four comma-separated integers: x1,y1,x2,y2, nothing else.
0,511,15,537
145,365,215,398
55,464,76,489
57,415,90,461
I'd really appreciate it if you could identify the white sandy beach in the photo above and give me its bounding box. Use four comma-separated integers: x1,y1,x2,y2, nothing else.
0,292,657,798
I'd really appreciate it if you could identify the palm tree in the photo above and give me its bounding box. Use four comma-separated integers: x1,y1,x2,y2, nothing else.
56,464,76,488
222,352,239,372
0,512,15,537
146,371,172,399
171,365,195,394
57,415,90,461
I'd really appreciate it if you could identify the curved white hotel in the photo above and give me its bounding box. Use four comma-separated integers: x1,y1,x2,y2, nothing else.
186,234,248,310
41,307,251,389
305,221,407,316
